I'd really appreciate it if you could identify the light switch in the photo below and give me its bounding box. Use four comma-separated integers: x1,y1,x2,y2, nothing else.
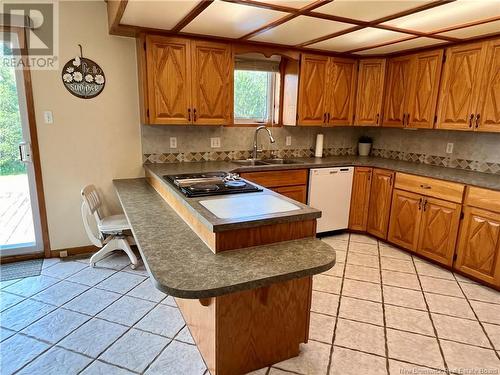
446,143,454,154
286,136,292,146
43,111,53,124
211,137,221,148
170,137,177,148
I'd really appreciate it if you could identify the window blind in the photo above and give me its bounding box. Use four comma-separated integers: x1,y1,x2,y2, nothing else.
234,58,280,73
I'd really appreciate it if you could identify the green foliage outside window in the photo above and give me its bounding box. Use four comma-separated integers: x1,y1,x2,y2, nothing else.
234,70,270,121
0,44,24,176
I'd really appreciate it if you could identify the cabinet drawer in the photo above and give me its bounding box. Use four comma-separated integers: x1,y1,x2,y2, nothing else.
394,173,464,203
240,169,308,188
465,186,500,213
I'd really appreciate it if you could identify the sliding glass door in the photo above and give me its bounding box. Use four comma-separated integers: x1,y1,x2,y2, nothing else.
0,30,43,256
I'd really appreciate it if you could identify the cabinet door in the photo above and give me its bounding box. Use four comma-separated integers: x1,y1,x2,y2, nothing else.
455,207,500,286
388,189,422,251
298,54,329,126
349,167,372,231
355,59,386,126
476,38,500,133
327,57,357,126
406,50,444,129
436,42,486,130
191,41,233,125
367,169,394,239
417,197,461,266
146,36,192,125
382,56,413,127
272,185,307,204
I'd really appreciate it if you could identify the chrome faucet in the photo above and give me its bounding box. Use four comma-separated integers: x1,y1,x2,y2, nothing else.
252,126,275,159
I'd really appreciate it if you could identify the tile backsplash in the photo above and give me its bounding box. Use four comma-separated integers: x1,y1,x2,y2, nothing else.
141,125,500,175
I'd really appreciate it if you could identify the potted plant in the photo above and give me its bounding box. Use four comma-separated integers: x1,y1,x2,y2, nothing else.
358,136,372,156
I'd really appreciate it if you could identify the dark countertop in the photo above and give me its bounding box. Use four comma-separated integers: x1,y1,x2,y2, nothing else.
144,164,321,233
146,156,500,191
113,178,336,299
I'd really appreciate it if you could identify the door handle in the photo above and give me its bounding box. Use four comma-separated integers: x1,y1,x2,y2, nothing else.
188,108,191,121
475,114,480,129
469,113,474,128
18,142,31,163
19,145,24,162
193,108,197,122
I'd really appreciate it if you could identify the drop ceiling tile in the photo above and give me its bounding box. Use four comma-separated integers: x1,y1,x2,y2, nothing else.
436,20,500,39
182,1,288,38
252,0,316,9
250,15,352,45
356,37,446,55
308,27,409,52
383,0,500,33
314,0,433,22
121,0,201,30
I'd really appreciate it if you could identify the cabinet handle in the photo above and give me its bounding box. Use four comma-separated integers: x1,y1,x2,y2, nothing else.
420,184,432,189
327,113,330,123
423,198,428,212
389,174,393,186
418,197,423,210
406,113,410,127
475,114,480,129
188,108,191,121
193,108,197,122
323,113,327,124
376,113,380,125
469,113,474,128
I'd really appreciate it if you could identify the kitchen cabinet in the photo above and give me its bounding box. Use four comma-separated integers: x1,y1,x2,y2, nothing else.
240,169,308,204
141,35,233,125
382,56,413,127
455,187,500,286
367,169,394,239
355,59,386,126
476,38,500,132
349,167,372,231
387,189,422,251
436,41,486,131
388,173,464,265
298,54,357,126
382,50,443,128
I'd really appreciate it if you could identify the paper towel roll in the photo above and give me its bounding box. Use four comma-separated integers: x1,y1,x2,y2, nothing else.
315,134,324,158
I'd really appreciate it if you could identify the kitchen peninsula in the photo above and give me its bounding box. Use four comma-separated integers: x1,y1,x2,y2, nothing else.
113,164,336,375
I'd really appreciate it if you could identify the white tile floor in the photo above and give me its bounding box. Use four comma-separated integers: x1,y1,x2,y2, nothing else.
1,233,500,375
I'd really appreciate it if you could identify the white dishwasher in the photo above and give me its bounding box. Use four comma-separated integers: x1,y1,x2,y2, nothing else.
308,167,354,233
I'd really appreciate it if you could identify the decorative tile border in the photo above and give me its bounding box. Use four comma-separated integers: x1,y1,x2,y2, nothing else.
144,147,500,175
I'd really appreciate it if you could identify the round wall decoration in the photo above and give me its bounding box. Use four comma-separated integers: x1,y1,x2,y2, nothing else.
61,46,105,99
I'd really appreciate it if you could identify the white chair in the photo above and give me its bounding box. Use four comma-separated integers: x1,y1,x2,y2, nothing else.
81,184,139,269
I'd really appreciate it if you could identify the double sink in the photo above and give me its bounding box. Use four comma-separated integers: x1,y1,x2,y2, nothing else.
233,158,303,166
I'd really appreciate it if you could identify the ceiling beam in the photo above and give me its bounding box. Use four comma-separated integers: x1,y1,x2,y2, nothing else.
239,0,333,40
345,35,419,54
170,0,214,33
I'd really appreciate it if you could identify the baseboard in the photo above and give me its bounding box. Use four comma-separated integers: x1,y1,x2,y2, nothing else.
50,245,98,258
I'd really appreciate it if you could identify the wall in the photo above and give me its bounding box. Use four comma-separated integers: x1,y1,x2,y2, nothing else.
142,125,500,174
31,1,142,250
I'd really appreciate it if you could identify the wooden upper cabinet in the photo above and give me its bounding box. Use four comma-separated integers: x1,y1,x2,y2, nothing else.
406,50,444,129
349,167,372,231
191,41,233,125
367,169,394,239
355,59,386,126
455,206,500,286
417,197,461,266
298,54,329,126
436,42,486,130
476,38,500,132
382,56,413,127
146,36,192,125
326,57,357,126
387,189,422,251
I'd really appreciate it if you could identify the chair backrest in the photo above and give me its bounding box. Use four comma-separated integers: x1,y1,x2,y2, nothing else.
81,184,104,247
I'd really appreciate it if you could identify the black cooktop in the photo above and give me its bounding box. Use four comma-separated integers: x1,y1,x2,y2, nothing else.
164,172,262,197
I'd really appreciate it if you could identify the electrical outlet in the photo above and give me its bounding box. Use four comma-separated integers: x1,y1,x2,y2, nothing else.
285,136,292,146
446,142,454,154
59,250,68,258
211,137,221,148
170,137,177,149
43,111,53,124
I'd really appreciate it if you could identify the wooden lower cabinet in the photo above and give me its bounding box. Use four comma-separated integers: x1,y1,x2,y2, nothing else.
367,169,394,239
417,197,461,266
387,189,422,251
349,167,372,231
272,185,307,204
455,206,500,286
